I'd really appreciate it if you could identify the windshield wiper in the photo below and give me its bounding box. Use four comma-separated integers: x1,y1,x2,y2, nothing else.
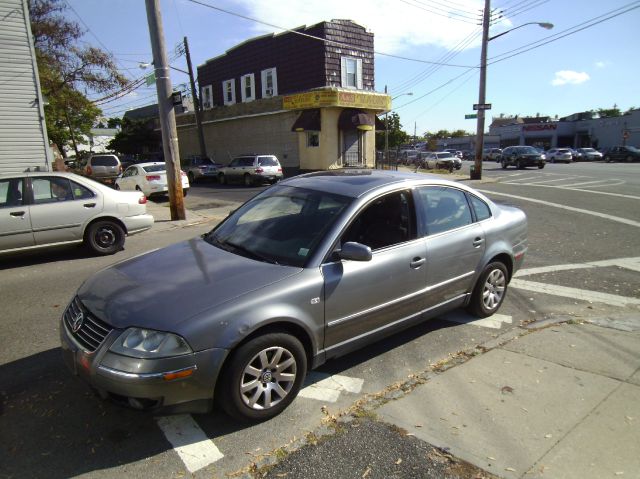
225,240,280,265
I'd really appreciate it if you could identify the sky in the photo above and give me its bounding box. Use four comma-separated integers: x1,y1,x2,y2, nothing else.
67,0,640,137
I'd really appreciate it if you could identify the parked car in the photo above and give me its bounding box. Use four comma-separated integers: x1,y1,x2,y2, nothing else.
399,149,421,166
545,148,573,163
115,162,190,198
461,150,473,161
483,148,502,161
84,154,123,184
500,146,546,169
603,146,640,163
183,156,222,184
575,148,603,161
422,151,456,171
60,169,527,420
0,172,152,256
444,149,463,159
218,155,283,186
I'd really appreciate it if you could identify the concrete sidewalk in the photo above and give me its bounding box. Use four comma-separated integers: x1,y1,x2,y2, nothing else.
377,320,640,478
144,200,238,232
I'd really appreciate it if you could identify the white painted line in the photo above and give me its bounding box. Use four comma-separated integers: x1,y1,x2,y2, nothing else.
299,373,364,402
477,189,640,228
590,257,640,273
442,311,512,329
510,279,640,308
156,415,224,473
506,176,587,185
558,180,619,188
491,182,638,200
514,263,594,277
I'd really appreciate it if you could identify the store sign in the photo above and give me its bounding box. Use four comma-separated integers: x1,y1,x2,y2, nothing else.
523,124,557,132
283,90,391,110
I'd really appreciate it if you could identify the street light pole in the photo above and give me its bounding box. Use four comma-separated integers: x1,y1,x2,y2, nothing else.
472,0,491,181
384,88,413,167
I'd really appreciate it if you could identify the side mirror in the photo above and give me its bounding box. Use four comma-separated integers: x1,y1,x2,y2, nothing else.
339,242,372,262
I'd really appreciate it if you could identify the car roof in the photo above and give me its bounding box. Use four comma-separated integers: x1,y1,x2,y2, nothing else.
279,169,472,199
126,162,165,168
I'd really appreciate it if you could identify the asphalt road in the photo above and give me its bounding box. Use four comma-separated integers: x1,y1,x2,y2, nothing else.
1,162,638,478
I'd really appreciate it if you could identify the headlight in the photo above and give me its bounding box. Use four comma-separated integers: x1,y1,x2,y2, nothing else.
110,328,192,358
540,154,547,160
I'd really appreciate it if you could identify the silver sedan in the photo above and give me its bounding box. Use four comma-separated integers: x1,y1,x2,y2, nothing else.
60,170,527,421
1,171,153,255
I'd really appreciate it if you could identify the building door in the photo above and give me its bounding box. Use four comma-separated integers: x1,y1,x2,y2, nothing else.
343,130,362,167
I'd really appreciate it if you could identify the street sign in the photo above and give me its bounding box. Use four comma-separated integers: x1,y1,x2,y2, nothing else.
145,72,156,86
473,103,492,110
465,114,478,119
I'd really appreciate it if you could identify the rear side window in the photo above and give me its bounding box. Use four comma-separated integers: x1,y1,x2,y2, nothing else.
415,186,473,235
0,178,24,208
239,157,255,167
258,156,279,166
468,195,492,221
90,155,119,166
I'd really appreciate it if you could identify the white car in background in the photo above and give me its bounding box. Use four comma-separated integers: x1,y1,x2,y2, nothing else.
116,162,190,198
545,148,573,163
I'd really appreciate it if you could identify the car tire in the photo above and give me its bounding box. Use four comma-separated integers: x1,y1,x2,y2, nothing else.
517,160,524,169
243,173,253,187
501,160,508,169
604,155,611,163
218,173,225,185
188,172,195,184
467,261,508,318
626,155,633,163
85,220,125,256
218,333,307,422
538,164,545,169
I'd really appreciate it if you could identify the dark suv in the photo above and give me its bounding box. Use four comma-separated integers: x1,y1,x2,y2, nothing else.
500,146,546,169
603,146,640,163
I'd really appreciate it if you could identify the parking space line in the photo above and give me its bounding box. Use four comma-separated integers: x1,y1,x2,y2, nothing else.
505,176,588,185
510,279,640,308
477,190,640,227
156,415,224,473
515,256,640,277
299,373,364,402
558,179,621,188
441,311,512,329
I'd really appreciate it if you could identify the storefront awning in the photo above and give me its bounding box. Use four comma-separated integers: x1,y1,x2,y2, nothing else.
291,109,321,132
338,109,374,131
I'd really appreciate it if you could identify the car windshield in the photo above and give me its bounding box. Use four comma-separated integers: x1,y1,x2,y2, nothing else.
91,156,118,166
516,147,539,154
438,152,453,158
580,148,595,153
142,164,166,173
204,185,353,267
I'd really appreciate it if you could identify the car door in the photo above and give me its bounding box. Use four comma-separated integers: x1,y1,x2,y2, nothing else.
322,189,427,350
414,186,485,309
0,177,34,251
118,166,137,190
29,176,101,245
225,158,241,181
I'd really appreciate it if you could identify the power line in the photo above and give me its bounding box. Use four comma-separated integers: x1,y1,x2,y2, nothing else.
413,0,480,16
411,69,478,123
489,2,640,64
399,0,480,22
505,0,550,18
184,0,478,68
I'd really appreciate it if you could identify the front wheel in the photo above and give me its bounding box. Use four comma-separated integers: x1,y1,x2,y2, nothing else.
626,155,634,163
604,155,611,163
517,160,524,170
501,160,508,169
218,333,307,421
467,262,508,318
538,163,545,169
85,220,125,256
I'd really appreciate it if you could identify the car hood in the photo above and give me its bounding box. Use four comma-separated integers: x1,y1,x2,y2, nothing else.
77,238,302,330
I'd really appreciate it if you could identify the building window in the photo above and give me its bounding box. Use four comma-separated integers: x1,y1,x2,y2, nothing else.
307,132,320,147
201,85,213,109
341,56,363,89
261,68,278,98
240,73,255,102
222,79,235,105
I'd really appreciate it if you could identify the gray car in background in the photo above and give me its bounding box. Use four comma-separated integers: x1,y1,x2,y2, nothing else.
60,170,527,421
84,154,123,183
218,154,283,186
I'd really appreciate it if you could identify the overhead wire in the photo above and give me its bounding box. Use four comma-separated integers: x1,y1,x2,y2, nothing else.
410,69,478,123
399,0,480,23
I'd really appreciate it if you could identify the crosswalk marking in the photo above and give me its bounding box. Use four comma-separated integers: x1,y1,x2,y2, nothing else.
298,373,364,402
156,415,224,473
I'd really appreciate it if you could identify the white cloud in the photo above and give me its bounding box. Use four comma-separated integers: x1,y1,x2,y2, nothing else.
595,61,605,68
233,0,486,54
551,70,590,86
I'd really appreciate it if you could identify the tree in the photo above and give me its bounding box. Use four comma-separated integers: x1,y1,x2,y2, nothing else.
107,118,161,155
107,117,122,129
28,0,128,156
596,104,622,118
376,112,409,150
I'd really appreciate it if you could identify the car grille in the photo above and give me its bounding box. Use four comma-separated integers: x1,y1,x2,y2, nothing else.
63,297,113,352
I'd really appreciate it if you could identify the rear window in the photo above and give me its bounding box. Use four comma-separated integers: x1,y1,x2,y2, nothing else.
142,164,166,173
90,155,119,166
258,157,279,166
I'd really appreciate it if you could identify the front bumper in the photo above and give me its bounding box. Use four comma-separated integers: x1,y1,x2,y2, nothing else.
60,314,229,413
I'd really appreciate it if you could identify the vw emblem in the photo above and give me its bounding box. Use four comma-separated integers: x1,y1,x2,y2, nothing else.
71,311,84,333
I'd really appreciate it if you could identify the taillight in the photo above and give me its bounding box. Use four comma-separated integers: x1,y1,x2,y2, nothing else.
138,195,147,204
277,167,282,172
255,167,264,173
86,166,92,175
146,175,161,181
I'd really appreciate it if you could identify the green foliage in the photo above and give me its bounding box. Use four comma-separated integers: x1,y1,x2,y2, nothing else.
107,118,160,155
376,112,409,150
596,104,622,118
29,0,128,154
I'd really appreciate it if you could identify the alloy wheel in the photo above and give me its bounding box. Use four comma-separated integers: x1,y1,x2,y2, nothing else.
482,268,506,311
240,346,297,410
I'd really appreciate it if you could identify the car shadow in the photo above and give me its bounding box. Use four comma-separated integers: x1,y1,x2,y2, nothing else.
0,245,94,270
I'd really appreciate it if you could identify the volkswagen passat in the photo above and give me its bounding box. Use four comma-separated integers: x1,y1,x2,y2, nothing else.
60,170,527,421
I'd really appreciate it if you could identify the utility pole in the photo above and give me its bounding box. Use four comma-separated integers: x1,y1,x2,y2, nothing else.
472,0,491,180
145,0,185,220
184,36,207,160
384,85,389,167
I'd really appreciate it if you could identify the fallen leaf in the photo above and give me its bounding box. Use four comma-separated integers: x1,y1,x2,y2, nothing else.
501,386,514,394
545,434,553,439
276,474,289,478
615,473,624,476
505,467,516,472
362,466,372,478
415,424,422,428
487,456,496,460
395,458,403,465
570,344,576,348
521,407,529,413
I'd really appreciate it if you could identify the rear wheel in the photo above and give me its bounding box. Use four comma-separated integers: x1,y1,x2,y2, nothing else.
517,160,524,169
501,160,508,169
626,155,634,163
244,173,253,187
604,155,612,163
218,333,307,421
85,220,125,256
538,163,545,169
467,261,508,318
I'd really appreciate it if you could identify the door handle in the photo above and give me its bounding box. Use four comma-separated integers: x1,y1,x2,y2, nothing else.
83,203,96,208
473,237,484,247
410,257,426,269
10,211,25,217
